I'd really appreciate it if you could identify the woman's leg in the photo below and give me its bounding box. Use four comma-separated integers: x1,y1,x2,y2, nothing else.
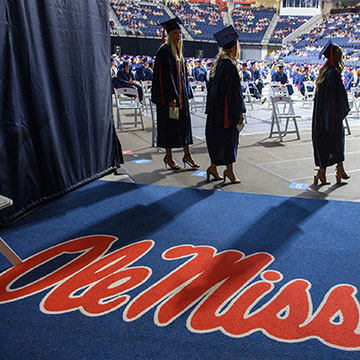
164,148,180,170
335,162,350,183
182,145,199,168
224,163,241,184
206,162,223,182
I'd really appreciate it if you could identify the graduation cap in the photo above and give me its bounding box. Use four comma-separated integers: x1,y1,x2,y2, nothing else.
161,17,182,33
319,39,340,66
213,25,238,50
160,17,182,44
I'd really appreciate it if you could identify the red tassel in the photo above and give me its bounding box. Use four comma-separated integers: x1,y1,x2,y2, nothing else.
161,27,166,45
329,44,334,66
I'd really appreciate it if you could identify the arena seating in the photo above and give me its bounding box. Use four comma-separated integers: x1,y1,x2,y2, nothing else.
110,0,169,37
169,2,224,40
232,8,275,43
109,0,360,68
281,12,360,66
270,16,311,44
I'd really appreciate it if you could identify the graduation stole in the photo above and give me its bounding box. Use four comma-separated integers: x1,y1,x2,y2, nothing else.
177,59,186,110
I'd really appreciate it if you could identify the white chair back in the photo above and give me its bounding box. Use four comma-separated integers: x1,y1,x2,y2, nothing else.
114,87,144,131
269,95,301,141
190,81,207,112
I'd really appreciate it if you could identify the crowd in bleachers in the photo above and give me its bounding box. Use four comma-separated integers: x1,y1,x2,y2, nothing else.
109,0,360,73
232,8,275,42
169,1,224,40
270,16,311,43
110,0,169,37
273,12,360,67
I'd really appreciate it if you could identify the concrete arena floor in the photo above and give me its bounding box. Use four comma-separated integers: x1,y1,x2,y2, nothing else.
104,85,360,203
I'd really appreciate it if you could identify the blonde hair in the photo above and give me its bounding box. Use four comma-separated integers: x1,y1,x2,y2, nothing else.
210,41,239,78
316,46,344,92
167,31,184,62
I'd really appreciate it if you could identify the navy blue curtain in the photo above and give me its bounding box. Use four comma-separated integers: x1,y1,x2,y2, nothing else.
0,0,123,227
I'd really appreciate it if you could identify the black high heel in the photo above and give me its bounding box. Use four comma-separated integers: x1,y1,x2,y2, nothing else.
223,169,241,184
206,167,223,182
163,156,180,170
182,154,200,169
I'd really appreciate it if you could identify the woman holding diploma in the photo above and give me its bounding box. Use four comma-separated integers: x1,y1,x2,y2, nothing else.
152,18,199,170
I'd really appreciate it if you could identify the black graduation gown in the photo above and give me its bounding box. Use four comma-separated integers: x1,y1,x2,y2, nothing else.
312,67,350,168
151,44,193,149
205,58,246,166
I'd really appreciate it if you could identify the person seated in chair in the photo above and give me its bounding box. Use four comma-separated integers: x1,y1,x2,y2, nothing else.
192,59,207,85
299,66,315,97
144,60,153,81
117,61,143,103
343,66,354,92
249,61,264,96
241,62,265,103
271,64,294,96
111,58,120,90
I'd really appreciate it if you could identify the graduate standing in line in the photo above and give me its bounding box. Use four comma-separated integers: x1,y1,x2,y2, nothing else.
312,40,351,185
205,25,246,184
151,17,199,170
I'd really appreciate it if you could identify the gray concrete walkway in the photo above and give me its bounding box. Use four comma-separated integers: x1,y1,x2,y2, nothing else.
105,86,360,203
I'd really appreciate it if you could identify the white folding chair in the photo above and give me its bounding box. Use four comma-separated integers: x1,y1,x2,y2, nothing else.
267,82,280,107
148,97,157,147
344,117,351,135
302,81,315,106
114,87,144,131
242,82,254,110
0,195,22,266
190,81,207,112
269,83,289,108
270,95,301,141
348,87,360,119
141,80,152,112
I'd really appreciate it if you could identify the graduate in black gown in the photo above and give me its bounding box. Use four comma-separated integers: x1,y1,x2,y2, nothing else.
312,40,351,185
205,25,246,184
151,17,199,170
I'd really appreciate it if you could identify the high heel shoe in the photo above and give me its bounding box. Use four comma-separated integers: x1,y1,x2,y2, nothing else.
313,168,330,185
335,164,350,184
163,156,180,170
182,154,200,169
223,169,241,184
206,167,223,182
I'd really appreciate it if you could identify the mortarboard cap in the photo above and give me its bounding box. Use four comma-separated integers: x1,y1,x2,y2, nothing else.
213,25,238,50
161,17,182,33
319,39,340,66
319,39,339,60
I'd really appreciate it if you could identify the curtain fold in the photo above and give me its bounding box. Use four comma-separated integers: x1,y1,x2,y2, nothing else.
0,0,123,227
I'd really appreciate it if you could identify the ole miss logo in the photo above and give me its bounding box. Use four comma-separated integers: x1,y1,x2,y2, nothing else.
1,235,360,352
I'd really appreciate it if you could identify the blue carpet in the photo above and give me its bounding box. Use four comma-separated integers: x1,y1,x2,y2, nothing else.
1,180,360,359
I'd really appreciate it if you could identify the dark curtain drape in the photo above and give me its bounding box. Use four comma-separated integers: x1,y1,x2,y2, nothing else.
0,0,123,227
